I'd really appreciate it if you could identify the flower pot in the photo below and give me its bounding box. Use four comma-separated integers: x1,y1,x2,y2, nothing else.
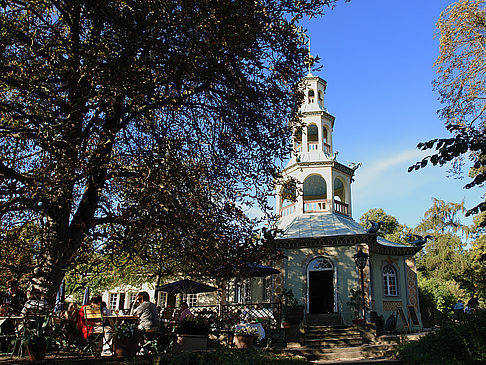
113,335,140,358
176,334,208,352
285,306,304,324
235,335,256,349
27,337,47,362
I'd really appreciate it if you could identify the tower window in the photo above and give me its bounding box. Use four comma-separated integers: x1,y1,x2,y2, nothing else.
318,91,323,106
383,265,398,296
308,89,315,103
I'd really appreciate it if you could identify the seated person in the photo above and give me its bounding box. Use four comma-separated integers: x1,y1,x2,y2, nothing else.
77,295,103,340
130,291,160,332
21,288,49,330
179,302,193,322
61,302,78,345
2,279,27,315
21,288,49,316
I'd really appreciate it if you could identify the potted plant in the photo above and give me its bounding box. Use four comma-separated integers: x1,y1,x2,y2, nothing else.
25,335,48,362
22,312,51,361
347,288,366,324
175,317,210,352
113,322,142,358
281,289,304,325
234,326,259,349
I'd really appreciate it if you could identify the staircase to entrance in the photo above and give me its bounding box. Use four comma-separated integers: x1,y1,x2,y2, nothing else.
280,315,399,362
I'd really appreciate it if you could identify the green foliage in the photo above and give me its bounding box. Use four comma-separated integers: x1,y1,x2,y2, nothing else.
346,288,366,319
234,327,259,337
418,275,461,319
113,322,141,339
415,199,466,236
409,0,486,226
0,223,40,286
0,0,343,303
281,289,299,308
358,208,409,243
398,311,486,364
169,348,308,365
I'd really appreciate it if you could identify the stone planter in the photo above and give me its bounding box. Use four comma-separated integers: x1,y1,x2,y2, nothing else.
285,306,305,324
176,334,208,352
113,335,140,358
235,335,256,349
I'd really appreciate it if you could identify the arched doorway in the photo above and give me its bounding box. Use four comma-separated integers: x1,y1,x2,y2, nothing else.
307,257,335,314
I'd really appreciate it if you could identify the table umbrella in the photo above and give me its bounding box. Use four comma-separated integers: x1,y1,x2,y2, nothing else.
53,279,65,313
82,286,90,305
212,262,280,278
155,279,218,294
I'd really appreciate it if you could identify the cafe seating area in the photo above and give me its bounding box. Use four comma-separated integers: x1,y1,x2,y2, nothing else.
0,301,283,360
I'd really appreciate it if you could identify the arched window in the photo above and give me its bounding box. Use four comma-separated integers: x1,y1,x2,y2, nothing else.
308,89,315,103
294,129,302,153
303,174,327,212
383,265,398,296
318,90,323,106
322,127,330,154
280,180,297,217
307,124,318,152
333,177,345,202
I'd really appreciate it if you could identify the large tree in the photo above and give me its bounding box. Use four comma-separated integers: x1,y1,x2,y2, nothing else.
409,0,486,227
0,0,343,303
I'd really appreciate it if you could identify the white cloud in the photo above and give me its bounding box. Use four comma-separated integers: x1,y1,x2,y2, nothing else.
353,148,428,196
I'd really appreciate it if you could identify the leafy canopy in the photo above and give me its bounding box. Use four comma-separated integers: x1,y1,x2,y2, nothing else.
409,0,486,226
0,0,344,301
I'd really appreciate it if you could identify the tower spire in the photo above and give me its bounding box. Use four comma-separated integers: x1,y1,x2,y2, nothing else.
307,37,313,76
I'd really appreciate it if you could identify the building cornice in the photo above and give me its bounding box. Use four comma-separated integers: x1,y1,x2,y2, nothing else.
282,160,355,176
276,233,423,256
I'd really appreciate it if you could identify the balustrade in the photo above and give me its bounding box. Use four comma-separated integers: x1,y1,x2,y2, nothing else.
334,200,349,216
280,203,296,217
323,143,331,154
307,142,318,151
303,199,327,213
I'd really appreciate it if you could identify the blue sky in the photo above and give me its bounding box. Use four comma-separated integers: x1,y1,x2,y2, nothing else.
296,0,481,228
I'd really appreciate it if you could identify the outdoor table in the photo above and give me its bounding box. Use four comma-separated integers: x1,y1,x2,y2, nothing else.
105,315,139,324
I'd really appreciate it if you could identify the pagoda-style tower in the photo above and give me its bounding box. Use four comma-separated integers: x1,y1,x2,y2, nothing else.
273,72,423,333
276,72,356,223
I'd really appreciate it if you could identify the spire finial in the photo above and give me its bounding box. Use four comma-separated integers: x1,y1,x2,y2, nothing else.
307,37,314,76
308,38,311,74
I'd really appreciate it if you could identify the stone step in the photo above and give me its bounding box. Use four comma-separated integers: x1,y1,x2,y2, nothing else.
305,334,362,342
305,328,361,337
305,338,363,348
284,343,398,361
306,313,343,326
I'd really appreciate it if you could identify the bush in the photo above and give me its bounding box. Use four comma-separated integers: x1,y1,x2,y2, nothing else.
178,317,210,335
398,310,486,364
169,348,308,365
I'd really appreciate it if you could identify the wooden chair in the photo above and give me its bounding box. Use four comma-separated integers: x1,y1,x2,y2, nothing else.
82,305,105,356
161,307,175,321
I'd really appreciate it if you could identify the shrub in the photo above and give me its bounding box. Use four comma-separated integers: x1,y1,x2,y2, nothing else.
169,348,308,365
398,310,486,364
178,317,210,335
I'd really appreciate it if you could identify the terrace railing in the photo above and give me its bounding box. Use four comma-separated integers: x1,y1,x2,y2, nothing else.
191,302,282,332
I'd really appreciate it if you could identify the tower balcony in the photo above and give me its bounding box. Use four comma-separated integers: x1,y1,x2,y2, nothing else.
333,200,349,216
323,142,331,154
280,202,296,217
308,142,318,152
279,199,350,217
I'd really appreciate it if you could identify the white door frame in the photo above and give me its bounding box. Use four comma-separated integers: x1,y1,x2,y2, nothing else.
306,256,337,313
